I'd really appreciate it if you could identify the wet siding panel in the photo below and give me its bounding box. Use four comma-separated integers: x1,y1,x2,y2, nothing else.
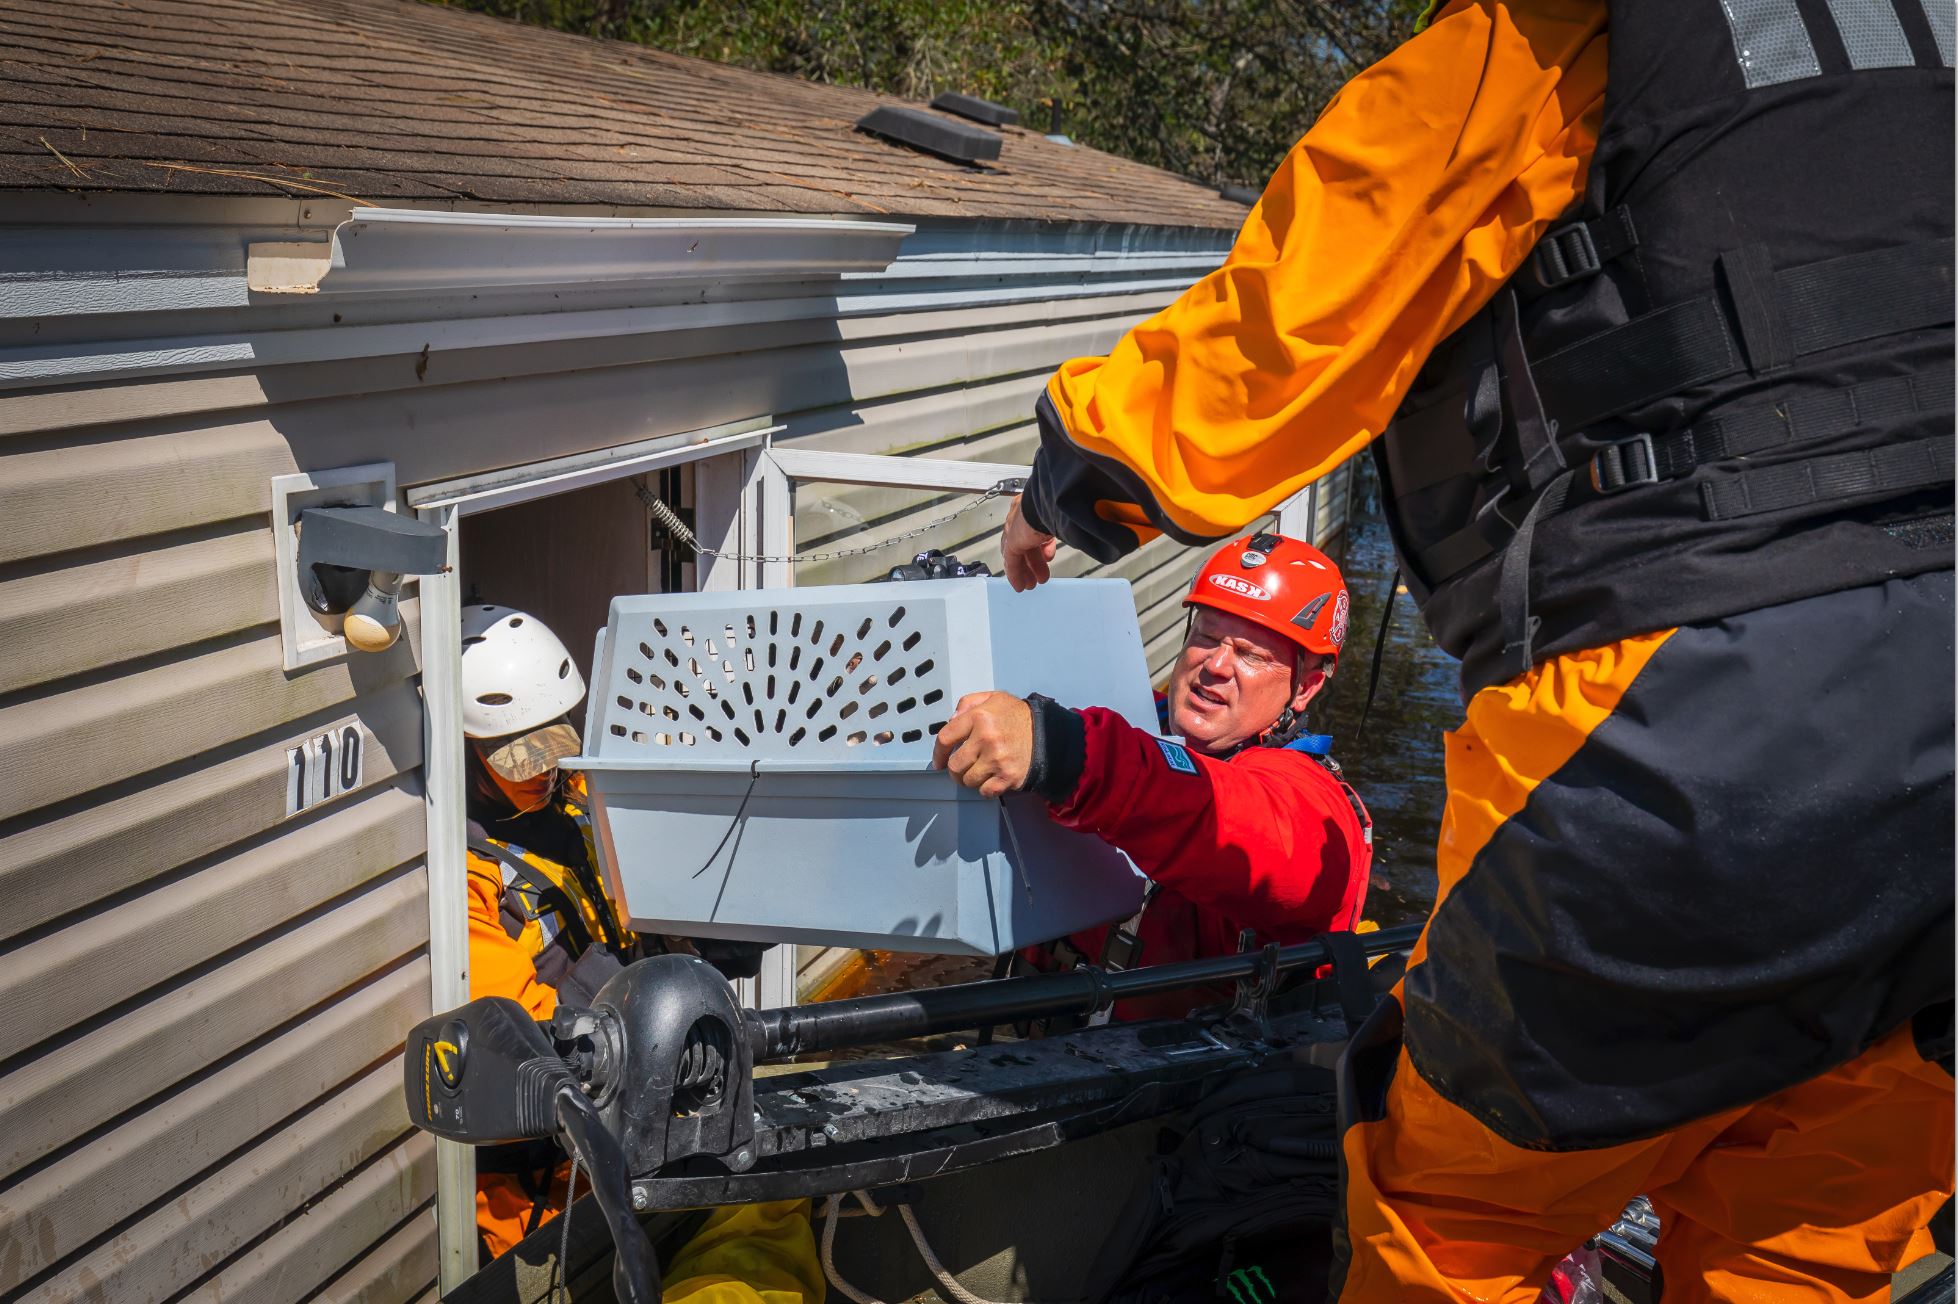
0,682,424,944
0,867,428,1181
175,1132,436,1304
0,616,422,826
0,518,277,696
0,959,431,1287
0,778,424,1054
16,1062,427,1304
0,295,438,1303
308,1207,441,1304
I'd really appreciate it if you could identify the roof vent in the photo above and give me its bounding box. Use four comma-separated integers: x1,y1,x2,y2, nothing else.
856,106,1002,164
930,92,1021,128
1218,184,1261,206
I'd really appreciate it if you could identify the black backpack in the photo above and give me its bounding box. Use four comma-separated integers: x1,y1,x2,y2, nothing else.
1082,936,1381,1304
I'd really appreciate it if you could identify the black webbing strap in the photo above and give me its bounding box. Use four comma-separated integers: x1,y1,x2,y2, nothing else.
1410,290,1564,586
1535,238,1954,432
1494,286,1566,492
1520,205,1638,296
1414,515,1500,582
1589,370,1956,495
1719,244,1795,374
1701,435,1954,520
469,837,597,955
1318,931,1378,1036
1496,469,1575,680
1378,395,1476,497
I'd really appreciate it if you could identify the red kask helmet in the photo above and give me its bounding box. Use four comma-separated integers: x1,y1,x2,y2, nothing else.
1183,531,1351,663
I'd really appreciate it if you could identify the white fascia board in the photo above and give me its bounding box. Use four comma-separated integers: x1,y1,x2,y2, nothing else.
248,207,914,297
407,417,780,515
844,251,1226,282
768,448,1029,494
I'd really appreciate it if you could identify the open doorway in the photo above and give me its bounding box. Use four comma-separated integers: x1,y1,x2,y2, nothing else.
410,415,788,1010
456,467,689,682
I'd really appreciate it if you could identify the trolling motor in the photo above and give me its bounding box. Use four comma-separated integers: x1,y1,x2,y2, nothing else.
406,926,1420,1298
407,955,754,1303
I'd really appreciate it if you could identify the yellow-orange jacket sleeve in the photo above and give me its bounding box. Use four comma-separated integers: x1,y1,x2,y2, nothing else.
1023,0,1608,555
467,851,558,1021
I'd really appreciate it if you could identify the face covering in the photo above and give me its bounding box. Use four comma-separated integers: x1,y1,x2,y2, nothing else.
474,743,558,814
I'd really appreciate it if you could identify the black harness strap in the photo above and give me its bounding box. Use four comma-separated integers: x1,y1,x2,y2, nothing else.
1589,370,1956,495
1717,244,1795,375
1519,205,1640,296
1701,434,1955,520
1494,286,1567,492
1535,237,1954,431
1495,469,1576,681
1783,238,1954,357
1409,290,1565,587
468,836,598,956
1498,371,1953,678
1317,931,1379,1036
1412,503,1506,582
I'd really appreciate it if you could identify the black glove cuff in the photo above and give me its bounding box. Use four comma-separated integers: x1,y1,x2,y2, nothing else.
1024,693,1088,806
1019,464,1054,539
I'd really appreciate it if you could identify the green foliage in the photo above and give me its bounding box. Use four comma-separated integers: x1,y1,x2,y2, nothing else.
429,0,1421,188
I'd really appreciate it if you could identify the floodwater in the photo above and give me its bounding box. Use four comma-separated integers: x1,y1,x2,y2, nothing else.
1311,464,1456,928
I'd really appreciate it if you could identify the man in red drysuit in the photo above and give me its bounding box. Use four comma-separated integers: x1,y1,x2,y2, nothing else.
932,532,1372,1020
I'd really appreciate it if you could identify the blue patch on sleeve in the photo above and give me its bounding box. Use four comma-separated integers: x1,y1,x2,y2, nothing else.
1155,738,1199,774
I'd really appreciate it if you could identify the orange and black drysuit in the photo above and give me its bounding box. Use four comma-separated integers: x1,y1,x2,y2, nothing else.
1017,1,1954,1299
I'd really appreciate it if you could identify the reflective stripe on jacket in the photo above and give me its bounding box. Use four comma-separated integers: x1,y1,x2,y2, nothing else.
466,776,630,1020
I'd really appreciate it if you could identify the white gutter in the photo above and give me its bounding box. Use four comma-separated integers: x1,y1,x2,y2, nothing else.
247,207,914,296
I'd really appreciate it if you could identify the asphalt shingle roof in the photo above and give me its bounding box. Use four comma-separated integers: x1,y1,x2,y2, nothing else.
0,0,1249,228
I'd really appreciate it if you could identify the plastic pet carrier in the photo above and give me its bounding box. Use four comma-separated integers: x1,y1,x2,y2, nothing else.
569,578,1156,956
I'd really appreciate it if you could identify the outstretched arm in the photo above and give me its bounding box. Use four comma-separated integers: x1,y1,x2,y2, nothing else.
1050,707,1366,932
934,695,1366,933
1012,0,1607,577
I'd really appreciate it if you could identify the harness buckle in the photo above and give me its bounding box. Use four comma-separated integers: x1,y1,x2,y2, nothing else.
1589,433,1660,495
1531,221,1603,291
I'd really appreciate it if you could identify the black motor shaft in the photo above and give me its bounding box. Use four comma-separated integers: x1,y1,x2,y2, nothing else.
746,922,1421,1061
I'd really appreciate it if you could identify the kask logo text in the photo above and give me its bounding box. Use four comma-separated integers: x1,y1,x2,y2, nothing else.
1208,573,1271,601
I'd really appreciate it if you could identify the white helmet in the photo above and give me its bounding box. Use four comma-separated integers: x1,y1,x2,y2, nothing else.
459,605,587,740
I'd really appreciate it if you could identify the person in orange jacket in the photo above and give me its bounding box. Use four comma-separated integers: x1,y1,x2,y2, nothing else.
457,604,635,1257
998,2,1953,1300
935,532,1373,1022
458,604,777,1263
